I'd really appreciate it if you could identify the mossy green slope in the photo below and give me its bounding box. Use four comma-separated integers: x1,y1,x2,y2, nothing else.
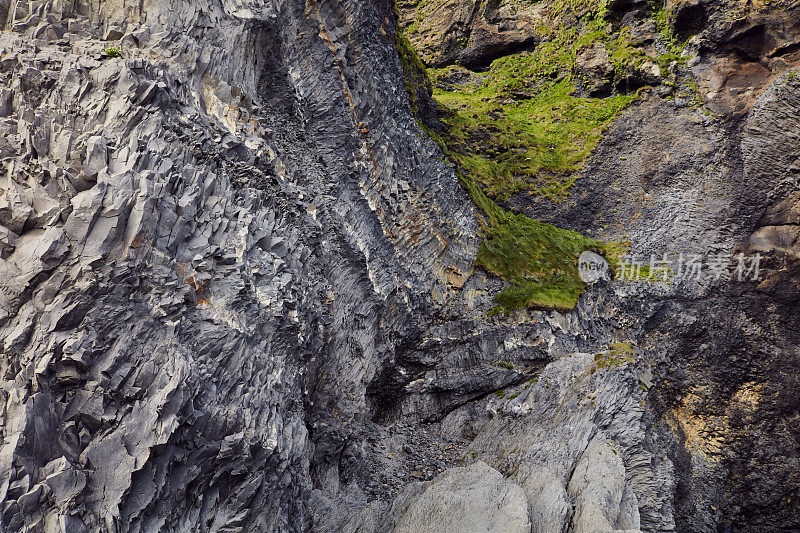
427,128,611,314
399,0,660,313
429,7,641,201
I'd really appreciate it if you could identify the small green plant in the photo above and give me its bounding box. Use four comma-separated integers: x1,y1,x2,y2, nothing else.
494,360,515,370
104,48,122,58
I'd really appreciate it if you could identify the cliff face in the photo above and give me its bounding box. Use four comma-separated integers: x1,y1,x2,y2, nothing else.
0,0,478,530
396,0,800,530
0,0,798,532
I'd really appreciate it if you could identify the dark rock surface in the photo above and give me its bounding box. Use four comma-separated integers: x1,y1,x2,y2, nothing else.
0,0,479,530
0,0,799,532
397,0,543,69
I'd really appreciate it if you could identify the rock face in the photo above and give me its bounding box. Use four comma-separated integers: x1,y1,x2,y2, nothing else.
396,0,543,68
574,41,615,96
464,352,661,533
391,461,530,533
680,0,800,115
1,0,800,532
0,0,478,530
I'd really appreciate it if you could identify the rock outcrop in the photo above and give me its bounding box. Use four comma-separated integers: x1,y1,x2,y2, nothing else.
1,0,800,532
396,0,543,69
681,0,800,115
0,0,478,530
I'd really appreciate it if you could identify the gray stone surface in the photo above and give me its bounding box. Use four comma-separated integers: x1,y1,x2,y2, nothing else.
392,461,530,533
0,0,479,530
464,352,655,533
0,0,799,532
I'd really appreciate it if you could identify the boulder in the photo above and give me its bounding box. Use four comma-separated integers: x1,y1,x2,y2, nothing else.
393,461,530,533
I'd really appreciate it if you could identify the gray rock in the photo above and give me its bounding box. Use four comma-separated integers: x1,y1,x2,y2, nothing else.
0,1,798,532
574,41,615,96
567,437,631,533
464,352,651,532
393,461,530,533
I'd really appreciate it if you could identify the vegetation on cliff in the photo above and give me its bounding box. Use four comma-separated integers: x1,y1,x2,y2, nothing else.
395,28,434,118
425,124,611,313
397,0,671,313
428,8,641,201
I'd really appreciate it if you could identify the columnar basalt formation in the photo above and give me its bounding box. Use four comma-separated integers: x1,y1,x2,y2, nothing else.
0,0,799,532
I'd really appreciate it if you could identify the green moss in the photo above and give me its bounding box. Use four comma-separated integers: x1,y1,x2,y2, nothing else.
395,29,433,117
493,360,515,370
654,5,670,37
423,122,614,313
680,78,705,108
428,5,639,202
434,80,636,200
655,51,684,73
104,48,122,58
594,341,635,368
477,211,606,313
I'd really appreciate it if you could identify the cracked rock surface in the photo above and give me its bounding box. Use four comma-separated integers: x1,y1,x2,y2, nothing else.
0,0,478,530
1,0,800,532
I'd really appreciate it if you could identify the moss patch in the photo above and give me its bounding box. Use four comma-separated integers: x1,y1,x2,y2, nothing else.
428,6,642,201
594,341,636,368
433,79,636,200
477,211,605,313
399,0,667,313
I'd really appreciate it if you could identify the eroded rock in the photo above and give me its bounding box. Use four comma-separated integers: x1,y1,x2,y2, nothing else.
392,461,530,533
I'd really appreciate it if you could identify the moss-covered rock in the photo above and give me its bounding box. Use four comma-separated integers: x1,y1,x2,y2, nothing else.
396,0,678,312
395,25,439,126
397,0,542,69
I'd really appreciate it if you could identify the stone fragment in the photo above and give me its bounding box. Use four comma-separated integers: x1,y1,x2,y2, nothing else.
575,41,615,96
